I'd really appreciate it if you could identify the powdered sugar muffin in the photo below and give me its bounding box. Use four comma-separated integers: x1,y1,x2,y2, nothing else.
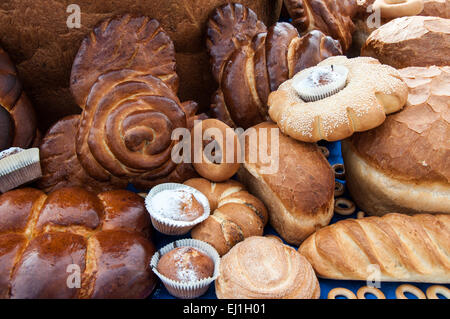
151,190,204,222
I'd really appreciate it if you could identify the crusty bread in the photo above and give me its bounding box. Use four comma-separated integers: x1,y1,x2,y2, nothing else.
362,16,450,68
421,0,450,18
237,122,335,245
216,236,320,299
299,213,450,283
342,66,450,216
0,187,156,298
0,0,282,130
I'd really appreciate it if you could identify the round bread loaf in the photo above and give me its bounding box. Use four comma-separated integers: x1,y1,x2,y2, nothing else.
342,66,450,216
362,16,450,68
421,0,450,18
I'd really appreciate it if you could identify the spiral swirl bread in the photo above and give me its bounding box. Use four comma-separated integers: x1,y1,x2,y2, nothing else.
0,47,39,151
283,0,359,52
184,178,268,256
39,15,202,192
216,236,320,299
0,187,156,298
206,3,342,129
299,213,450,283
268,56,408,142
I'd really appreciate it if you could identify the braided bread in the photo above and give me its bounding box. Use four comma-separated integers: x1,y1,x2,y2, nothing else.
39,15,203,192
299,213,450,283
0,47,39,151
0,187,156,298
283,0,359,52
184,178,268,256
207,3,342,129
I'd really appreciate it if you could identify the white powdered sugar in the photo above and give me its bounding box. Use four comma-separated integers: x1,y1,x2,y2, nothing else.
0,147,23,160
150,189,199,221
172,247,209,282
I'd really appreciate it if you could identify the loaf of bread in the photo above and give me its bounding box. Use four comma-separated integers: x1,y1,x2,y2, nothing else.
0,47,39,151
0,0,282,130
184,178,268,256
421,0,450,18
39,15,202,192
216,236,320,299
0,187,156,298
207,3,342,129
283,0,359,51
342,66,450,216
299,213,450,283
362,16,450,68
237,122,335,245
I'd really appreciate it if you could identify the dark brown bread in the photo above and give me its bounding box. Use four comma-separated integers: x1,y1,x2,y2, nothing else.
0,47,38,151
207,3,342,129
0,187,156,299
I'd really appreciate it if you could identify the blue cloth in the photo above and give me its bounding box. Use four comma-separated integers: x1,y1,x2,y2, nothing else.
141,141,449,299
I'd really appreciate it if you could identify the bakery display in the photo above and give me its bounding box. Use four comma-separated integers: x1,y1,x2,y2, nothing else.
150,239,220,299
185,178,268,256
362,16,450,68
268,56,408,142
299,213,450,283
207,3,342,128
0,47,39,151
283,0,359,52
216,236,320,299
237,122,335,245
145,183,210,235
342,66,449,216
0,187,156,298
39,15,204,192
191,119,241,182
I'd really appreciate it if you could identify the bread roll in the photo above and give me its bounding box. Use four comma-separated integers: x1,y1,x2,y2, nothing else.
342,66,449,216
0,187,156,298
421,0,450,18
237,122,335,245
216,236,320,299
299,213,450,283
362,16,450,68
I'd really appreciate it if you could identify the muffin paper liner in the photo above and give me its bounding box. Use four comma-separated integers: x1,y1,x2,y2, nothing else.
150,238,221,299
145,183,210,235
292,65,349,102
0,148,42,193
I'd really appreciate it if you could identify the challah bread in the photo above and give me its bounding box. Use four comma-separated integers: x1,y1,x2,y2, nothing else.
207,3,342,128
216,236,320,299
299,213,450,283
0,47,39,151
184,178,268,256
342,66,450,216
237,122,335,245
0,187,156,299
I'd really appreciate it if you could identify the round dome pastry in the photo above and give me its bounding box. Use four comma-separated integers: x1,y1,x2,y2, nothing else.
268,56,408,142
342,66,450,216
215,236,320,299
373,0,424,19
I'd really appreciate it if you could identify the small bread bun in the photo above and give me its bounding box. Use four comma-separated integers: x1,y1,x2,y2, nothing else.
342,66,450,216
373,0,424,19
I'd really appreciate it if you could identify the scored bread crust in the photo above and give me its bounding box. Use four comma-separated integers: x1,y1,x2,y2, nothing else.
343,66,450,216
299,213,450,283
268,56,408,142
216,236,320,299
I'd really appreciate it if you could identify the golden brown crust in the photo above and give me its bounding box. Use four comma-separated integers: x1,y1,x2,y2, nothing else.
216,236,320,299
238,122,335,245
362,16,450,69
421,0,450,18
185,178,268,256
299,213,450,283
0,187,156,299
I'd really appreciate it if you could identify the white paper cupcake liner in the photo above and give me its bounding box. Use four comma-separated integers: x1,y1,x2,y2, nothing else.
145,183,210,235
150,239,220,299
292,65,349,102
0,148,42,193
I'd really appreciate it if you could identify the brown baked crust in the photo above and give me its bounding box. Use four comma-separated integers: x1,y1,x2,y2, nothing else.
0,47,37,150
362,16,450,69
421,0,450,18
284,0,359,52
237,122,334,245
0,187,155,299
207,3,342,129
216,236,320,299
299,213,450,283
